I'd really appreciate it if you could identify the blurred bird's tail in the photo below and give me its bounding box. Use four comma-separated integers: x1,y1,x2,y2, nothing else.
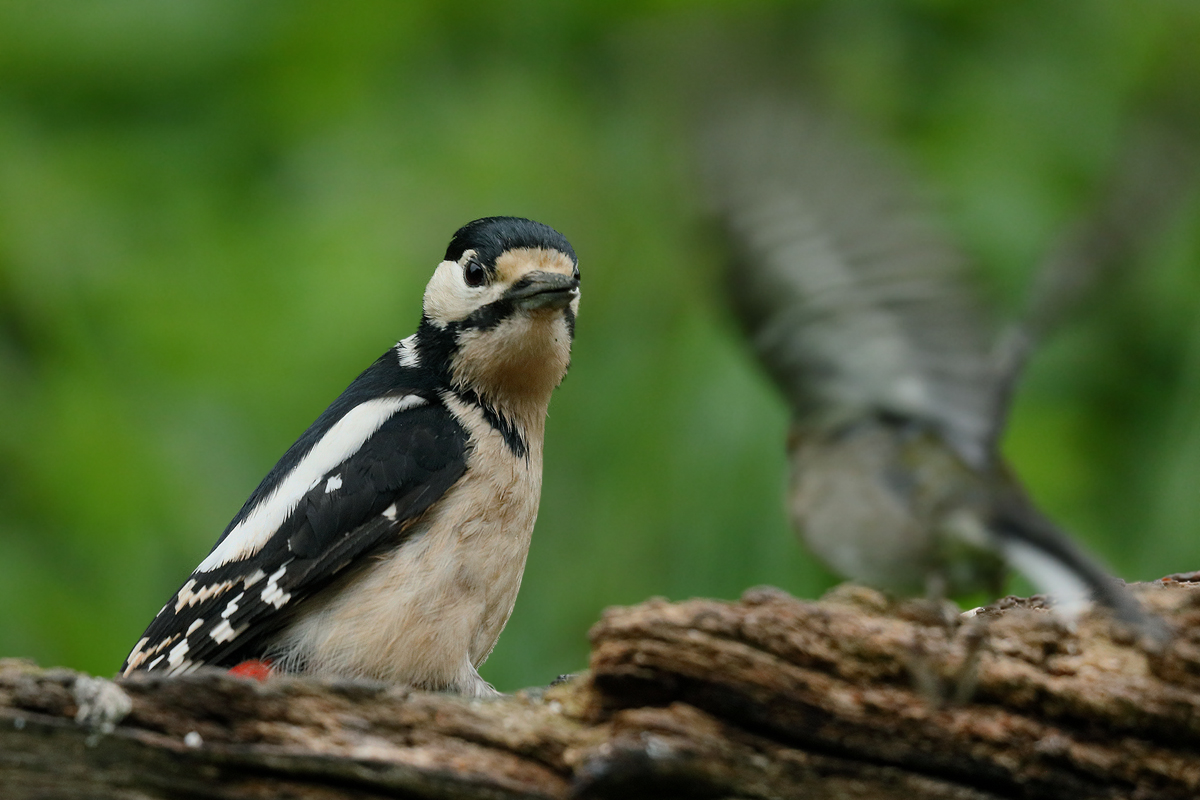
991,493,1170,647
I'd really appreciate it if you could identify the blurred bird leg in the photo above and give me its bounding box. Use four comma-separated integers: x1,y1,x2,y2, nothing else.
903,604,991,708
950,617,988,706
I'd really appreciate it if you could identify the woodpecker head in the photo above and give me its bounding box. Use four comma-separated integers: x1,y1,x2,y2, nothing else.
418,217,580,411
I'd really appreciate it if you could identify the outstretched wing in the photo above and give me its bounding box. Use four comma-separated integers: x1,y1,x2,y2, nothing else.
989,118,1200,444
123,359,469,676
700,98,999,468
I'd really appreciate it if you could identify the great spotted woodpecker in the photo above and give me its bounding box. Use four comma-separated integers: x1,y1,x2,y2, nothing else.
122,217,580,695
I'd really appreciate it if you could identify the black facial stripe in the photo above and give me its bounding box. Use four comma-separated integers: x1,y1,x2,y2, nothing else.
462,298,515,332
456,387,528,459
417,315,528,459
563,305,576,340
459,277,579,334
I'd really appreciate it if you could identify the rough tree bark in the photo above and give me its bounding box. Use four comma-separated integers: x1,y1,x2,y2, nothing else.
3,575,1200,799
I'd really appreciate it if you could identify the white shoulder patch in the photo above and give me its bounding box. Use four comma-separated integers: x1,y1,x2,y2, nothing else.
396,334,420,368
196,394,428,572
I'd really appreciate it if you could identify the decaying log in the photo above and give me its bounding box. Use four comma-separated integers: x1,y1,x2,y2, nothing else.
3,575,1200,799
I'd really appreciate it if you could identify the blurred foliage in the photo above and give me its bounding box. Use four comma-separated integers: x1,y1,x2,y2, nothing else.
1,1,1198,689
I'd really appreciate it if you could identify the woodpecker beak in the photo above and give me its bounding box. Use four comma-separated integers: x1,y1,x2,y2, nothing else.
505,271,580,312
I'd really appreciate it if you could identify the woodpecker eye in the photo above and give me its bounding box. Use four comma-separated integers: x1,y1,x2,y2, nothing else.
463,258,487,287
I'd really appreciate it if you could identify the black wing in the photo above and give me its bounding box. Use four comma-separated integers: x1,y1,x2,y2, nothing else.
122,397,468,675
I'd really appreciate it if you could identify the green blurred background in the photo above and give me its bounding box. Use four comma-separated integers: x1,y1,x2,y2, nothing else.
1,1,1199,690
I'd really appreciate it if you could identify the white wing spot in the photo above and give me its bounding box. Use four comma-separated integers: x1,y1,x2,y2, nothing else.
173,580,195,613
186,619,204,636
209,619,248,644
383,503,398,521
261,565,292,609
124,634,183,676
324,474,343,493
262,585,291,609
222,592,244,619
148,654,165,670
196,395,428,572
243,569,266,588
174,579,235,613
167,638,190,668
126,637,150,670
210,620,233,643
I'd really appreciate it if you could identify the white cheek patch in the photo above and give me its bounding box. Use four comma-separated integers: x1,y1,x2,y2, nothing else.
423,261,471,326
422,259,506,326
196,395,427,572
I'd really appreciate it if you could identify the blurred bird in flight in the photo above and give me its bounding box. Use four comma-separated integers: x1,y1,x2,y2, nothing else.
702,97,1193,644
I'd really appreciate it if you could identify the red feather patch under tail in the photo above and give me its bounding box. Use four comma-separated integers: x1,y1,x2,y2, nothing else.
228,659,273,681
